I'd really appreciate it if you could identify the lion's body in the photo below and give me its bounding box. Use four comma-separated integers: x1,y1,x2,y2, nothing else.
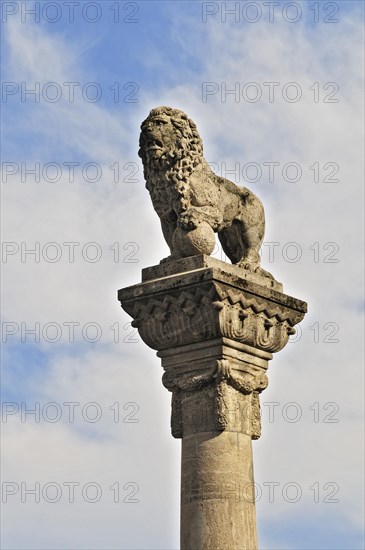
138,106,265,270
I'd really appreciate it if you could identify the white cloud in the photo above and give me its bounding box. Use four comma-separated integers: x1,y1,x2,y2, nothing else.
2,347,180,549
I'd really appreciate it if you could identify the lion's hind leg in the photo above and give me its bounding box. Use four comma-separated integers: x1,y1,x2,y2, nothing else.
236,226,262,270
218,220,263,271
218,221,246,265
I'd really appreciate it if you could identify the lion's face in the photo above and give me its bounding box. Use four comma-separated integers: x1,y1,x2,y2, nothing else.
144,116,176,157
140,114,178,164
138,107,203,178
139,113,187,171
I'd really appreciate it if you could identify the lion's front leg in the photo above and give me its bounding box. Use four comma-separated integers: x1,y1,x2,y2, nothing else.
159,218,181,264
160,217,176,249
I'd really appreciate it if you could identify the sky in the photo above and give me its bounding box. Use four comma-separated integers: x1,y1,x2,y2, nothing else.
1,1,364,549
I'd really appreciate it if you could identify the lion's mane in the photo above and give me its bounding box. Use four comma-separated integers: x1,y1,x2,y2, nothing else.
138,106,204,214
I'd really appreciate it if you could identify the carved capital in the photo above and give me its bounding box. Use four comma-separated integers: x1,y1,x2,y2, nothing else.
162,358,268,437
159,341,270,439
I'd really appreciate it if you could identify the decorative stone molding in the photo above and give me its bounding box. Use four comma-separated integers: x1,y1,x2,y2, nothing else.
161,357,268,439
120,256,305,354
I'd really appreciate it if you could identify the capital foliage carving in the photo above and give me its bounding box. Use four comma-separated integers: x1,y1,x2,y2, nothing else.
162,359,268,439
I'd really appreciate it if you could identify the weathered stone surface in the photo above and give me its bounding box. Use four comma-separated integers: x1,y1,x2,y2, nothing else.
180,431,257,550
160,342,270,440
119,257,307,549
138,106,269,274
119,256,305,354
142,254,283,291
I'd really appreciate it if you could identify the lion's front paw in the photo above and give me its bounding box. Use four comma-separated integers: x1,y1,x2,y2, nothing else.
178,210,200,231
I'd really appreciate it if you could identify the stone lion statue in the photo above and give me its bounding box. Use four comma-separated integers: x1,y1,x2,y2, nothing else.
138,106,266,272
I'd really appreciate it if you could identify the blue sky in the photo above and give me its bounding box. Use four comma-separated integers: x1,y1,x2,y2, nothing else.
1,1,364,549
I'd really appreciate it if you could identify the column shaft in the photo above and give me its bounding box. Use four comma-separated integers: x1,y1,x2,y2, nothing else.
181,430,257,550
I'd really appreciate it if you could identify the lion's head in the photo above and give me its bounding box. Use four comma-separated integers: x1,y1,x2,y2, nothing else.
138,107,203,199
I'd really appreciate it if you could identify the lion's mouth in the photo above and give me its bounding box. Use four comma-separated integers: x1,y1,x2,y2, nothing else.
147,139,163,151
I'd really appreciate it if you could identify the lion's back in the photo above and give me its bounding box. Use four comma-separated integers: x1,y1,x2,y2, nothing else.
207,170,264,227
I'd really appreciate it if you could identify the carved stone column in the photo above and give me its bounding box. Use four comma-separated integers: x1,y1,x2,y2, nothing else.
118,255,307,550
